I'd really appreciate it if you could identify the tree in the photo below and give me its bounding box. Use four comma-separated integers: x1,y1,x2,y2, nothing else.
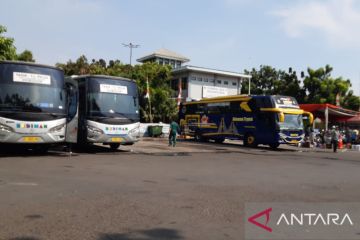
342,91,360,111
302,65,352,107
0,25,35,62
242,65,304,100
17,50,35,62
132,62,177,122
242,65,279,95
0,25,17,60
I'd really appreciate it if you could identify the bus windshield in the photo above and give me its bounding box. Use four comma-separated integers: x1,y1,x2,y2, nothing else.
86,77,139,120
0,83,66,115
0,62,66,119
279,114,303,130
88,92,138,118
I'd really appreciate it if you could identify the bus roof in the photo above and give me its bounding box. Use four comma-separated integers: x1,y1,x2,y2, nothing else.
0,60,63,72
183,95,297,105
183,94,252,105
68,74,135,83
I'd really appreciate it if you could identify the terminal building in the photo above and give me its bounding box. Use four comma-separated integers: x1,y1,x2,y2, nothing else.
137,48,251,102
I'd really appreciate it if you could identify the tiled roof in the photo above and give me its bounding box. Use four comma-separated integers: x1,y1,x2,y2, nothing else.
137,48,190,62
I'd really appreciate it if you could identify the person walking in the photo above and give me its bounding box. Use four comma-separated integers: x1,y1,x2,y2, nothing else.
331,126,340,153
169,119,180,147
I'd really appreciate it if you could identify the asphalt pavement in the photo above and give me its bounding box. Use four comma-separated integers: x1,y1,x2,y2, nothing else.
0,139,359,240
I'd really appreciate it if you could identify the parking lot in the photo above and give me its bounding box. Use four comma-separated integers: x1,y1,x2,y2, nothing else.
1,139,360,240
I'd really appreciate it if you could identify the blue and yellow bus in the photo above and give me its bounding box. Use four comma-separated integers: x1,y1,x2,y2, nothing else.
179,95,313,149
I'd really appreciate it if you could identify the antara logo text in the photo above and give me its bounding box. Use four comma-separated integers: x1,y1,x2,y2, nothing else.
248,208,353,232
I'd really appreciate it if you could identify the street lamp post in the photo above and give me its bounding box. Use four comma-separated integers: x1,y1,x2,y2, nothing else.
122,42,140,65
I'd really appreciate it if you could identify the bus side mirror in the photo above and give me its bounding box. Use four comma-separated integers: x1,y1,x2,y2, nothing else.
303,111,314,124
278,112,285,122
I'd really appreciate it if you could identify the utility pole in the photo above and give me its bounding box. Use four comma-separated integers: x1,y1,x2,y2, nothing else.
122,42,140,65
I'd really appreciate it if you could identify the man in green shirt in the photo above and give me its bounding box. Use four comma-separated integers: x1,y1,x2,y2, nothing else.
169,120,180,147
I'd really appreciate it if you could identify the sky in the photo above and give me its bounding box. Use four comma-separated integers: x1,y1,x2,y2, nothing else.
1,0,360,95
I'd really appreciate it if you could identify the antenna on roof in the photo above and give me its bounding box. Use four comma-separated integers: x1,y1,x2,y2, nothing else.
122,43,140,66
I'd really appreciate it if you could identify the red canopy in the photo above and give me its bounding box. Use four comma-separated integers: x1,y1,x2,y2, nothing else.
299,104,359,122
347,114,360,123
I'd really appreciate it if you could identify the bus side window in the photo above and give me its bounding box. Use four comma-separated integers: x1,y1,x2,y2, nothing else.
230,101,241,114
66,83,77,120
248,99,258,112
196,104,206,114
207,104,220,114
258,113,274,127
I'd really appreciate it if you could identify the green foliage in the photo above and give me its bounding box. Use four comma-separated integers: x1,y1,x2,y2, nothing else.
342,91,360,111
0,25,17,60
0,25,35,62
303,65,352,106
242,65,304,100
56,56,177,122
244,64,359,111
17,50,35,62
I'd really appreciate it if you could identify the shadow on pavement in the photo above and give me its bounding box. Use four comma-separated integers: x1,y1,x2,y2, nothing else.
178,138,294,152
0,144,69,158
0,143,132,158
98,228,183,240
9,237,41,240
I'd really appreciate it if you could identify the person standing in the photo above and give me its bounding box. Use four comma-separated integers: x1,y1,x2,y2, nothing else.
169,119,180,147
345,127,352,149
331,126,340,153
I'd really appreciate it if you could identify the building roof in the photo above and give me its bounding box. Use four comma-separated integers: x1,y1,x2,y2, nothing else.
171,65,251,79
137,48,190,63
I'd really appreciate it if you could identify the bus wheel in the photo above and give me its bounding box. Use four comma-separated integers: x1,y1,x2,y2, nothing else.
269,143,280,149
244,134,257,147
110,143,120,150
194,131,203,142
32,145,50,154
215,138,225,143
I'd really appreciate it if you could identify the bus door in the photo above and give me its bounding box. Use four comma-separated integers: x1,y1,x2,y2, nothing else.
256,112,277,143
65,78,78,143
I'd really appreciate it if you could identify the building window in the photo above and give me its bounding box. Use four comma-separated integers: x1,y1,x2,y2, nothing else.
204,78,209,82
209,78,214,83
217,80,221,84
164,59,169,65
175,61,181,68
232,81,237,86
191,76,196,81
159,58,163,65
171,79,178,91
170,60,175,68
224,81,229,85
181,77,188,90
198,77,202,82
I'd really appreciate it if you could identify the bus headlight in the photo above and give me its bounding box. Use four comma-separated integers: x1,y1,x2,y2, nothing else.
128,127,139,137
87,125,104,135
0,123,14,132
49,123,65,133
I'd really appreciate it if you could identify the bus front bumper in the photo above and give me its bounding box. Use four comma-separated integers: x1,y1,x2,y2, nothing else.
0,130,66,144
87,133,139,145
279,132,304,144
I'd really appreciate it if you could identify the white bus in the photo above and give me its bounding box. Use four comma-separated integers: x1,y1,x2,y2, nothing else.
65,75,140,150
0,61,67,152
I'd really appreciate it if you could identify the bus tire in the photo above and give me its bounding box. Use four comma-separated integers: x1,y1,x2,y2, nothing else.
269,143,280,149
110,143,120,150
215,138,225,143
32,144,50,154
244,133,257,147
194,131,205,142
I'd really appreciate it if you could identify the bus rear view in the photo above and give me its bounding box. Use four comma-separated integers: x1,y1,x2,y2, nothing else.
0,61,67,151
66,75,140,150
